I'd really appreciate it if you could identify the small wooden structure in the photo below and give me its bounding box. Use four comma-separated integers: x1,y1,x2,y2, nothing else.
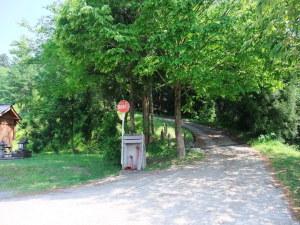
0,105,21,148
121,135,146,170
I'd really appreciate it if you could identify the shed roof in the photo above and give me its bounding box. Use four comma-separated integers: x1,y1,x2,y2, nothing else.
0,104,21,120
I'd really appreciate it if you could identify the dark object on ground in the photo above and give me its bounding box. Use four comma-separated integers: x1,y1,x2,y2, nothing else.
0,139,32,160
17,139,32,158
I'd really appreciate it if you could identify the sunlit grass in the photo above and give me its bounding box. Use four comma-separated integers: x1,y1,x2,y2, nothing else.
0,154,120,194
133,113,203,170
146,146,204,171
134,113,193,142
0,113,200,195
252,140,300,208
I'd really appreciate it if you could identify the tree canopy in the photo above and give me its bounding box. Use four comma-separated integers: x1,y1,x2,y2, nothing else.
0,0,298,158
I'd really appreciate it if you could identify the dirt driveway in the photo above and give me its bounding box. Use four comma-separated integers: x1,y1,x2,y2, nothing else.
0,122,298,225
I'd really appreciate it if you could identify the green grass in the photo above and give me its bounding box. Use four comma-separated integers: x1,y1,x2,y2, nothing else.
252,140,300,209
134,113,194,142
146,141,204,171
0,114,201,195
133,114,203,170
0,153,120,194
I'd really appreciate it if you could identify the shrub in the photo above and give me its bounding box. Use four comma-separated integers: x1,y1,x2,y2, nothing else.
93,111,120,163
216,82,299,142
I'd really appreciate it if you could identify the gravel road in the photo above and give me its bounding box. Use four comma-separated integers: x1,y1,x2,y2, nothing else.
0,122,298,225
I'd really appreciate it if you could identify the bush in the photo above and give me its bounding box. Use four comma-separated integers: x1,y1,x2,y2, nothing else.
257,133,278,142
216,82,299,142
93,111,120,163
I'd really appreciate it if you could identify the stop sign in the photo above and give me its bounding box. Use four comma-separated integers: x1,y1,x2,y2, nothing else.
117,100,130,113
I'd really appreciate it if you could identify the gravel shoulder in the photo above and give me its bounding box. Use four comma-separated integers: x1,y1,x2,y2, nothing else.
0,122,298,225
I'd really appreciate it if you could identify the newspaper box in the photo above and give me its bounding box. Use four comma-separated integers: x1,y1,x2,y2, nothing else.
121,135,146,170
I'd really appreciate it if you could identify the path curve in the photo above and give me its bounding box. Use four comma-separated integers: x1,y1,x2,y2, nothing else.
0,122,298,225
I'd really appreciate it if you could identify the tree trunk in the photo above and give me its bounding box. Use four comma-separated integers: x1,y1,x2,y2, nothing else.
70,95,75,154
129,77,136,134
143,84,150,145
174,82,185,158
158,91,162,115
150,83,155,135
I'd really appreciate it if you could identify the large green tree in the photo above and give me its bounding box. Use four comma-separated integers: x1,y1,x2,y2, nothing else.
54,0,293,158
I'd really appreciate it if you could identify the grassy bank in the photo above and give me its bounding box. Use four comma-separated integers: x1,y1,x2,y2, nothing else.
0,154,120,194
134,114,203,170
0,115,202,195
146,141,204,171
134,114,194,143
251,140,300,212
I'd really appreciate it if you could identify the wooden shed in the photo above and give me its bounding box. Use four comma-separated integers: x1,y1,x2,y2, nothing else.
0,105,21,147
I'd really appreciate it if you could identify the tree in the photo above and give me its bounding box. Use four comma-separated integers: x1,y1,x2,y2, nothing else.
52,0,295,158
133,0,290,157
0,54,10,67
214,0,300,142
56,0,154,142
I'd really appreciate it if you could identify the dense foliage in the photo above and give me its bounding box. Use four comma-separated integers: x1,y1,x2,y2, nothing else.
0,0,298,161
216,83,299,142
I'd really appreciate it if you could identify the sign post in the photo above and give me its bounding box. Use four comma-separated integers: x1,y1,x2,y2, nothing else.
117,100,130,165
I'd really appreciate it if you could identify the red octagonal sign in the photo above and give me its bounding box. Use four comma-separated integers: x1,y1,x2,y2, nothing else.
117,100,130,113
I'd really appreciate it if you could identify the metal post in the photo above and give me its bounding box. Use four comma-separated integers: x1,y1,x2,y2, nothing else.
121,113,125,166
